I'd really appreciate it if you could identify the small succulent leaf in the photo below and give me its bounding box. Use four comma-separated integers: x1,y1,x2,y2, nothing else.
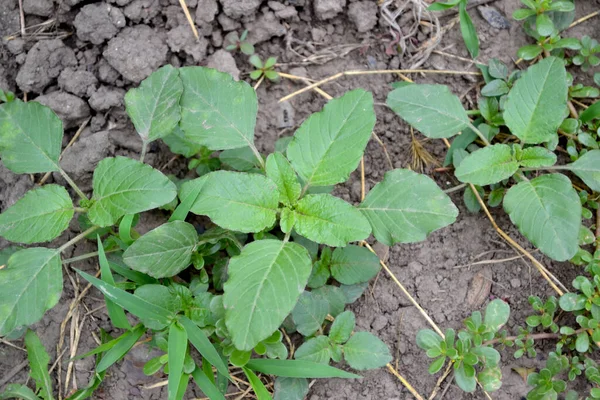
291,291,329,337
517,44,543,60
88,157,177,227
536,13,554,36
504,57,568,144
484,299,510,332
0,248,62,336
503,174,580,261
223,240,312,350
343,331,392,370
428,357,446,374
0,100,62,173
287,89,376,187
0,185,74,244
478,366,503,392
416,329,443,351
266,152,301,206
123,221,198,278
329,245,380,285
125,64,183,143
359,169,458,245
518,146,558,168
294,336,331,364
162,126,203,158
291,194,371,247
576,332,590,352
386,84,470,138
455,144,519,185
471,346,501,366
566,150,600,192
274,377,309,400
179,66,258,151
329,311,356,344
454,363,477,392
25,330,53,400
181,171,279,233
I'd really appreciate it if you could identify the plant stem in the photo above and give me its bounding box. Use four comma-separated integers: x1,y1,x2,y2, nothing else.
58,226,99,253
466,110,481,116
73,207,87,213
63,248,119,264
59,168,88,201
444,183,467,194
466,122,490,146
283,230,292,243
484,328,586,346
140,141,148,163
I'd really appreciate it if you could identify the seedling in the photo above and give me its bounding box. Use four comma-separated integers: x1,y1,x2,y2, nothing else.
512,0,575,37
0,64,459,398
573,35,600,72
249,54,279,82
224,29,255,55
428,0,479,58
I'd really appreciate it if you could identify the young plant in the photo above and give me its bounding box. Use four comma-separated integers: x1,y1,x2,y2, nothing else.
512,0,575,37
0,64,459,398
224,29,255,55
573,36,600,72
428,0,479,58
249,54,280,82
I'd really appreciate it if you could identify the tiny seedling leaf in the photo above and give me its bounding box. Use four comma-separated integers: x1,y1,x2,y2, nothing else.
88,157,177,227
0,100,62,173
503,174,580,261
0,185,74,244
329,245,380,285
386,84,470,138
455,144,519,185
566,150,600,192
291,291,329,337
359,169,458,245
223,240,312,350
181,171,279,233
287,89,375,187
123,221,198,278
125,64,183,143
179,316,230,378
25,330,53,400
329,311,356,344
294,336,331,364
0,248,62,336
343,331,392,370
266,152,301,206
245,359,361,379
504,57,568,144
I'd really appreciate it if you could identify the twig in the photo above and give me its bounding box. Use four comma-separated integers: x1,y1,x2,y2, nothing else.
253,75,265,91
453,252,537,269
278,72,333,100
17,0,26,37
596,207,600,253
360,156,366,201
178,0,199,41
386,363,425,400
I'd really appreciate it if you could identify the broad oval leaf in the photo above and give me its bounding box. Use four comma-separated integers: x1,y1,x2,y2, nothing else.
125,64,183,143
455,144,519,185
329,311,356,344
478,366,503,392
503,174,580,261
287,89,376,187
519,146,557,168
162,126,203,158
359,169,458,245
123,221,198,278
566,150,600,192
181,171,280,233
291,291,328,336
266,152,301,206
0,100,62,173
223,240,312,350
88,157,177,227
483,299,510,332
179,66,257,151
330,245,380,285
0,248,62,336
504,57,568,144
343,331,392,370
274,377,309,400
290,194,371,247
386,84,469,138
0,185,73,244
294,336,331,364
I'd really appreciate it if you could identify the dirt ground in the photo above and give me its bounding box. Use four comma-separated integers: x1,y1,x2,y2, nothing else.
1,0,600,399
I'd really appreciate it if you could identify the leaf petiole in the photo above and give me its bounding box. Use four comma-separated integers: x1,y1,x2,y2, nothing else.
58,226,99,253
466,122,490,146
59,168,88,201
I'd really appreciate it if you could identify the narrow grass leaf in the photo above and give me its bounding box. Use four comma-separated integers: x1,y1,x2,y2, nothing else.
459,2,479,58
274,377,309,400
168,322,188,400
243,367,273,400
118,214,135,246
245,359,361,379
96,324,145,372
179,316,229,377
97,236,131,330
25,329,53,400
191,367,226,400
455,144,519,185
0,185,73,244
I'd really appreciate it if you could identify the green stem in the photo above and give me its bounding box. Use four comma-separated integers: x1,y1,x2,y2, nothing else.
466,110,481,116
74,207,87,213
59,168,88,201
466,122,490,146
484,328,586,346
283,230,292,243
63,248,119,264
249,144,265,170
444,183,467,194
140,141,148,163
58,226,99,253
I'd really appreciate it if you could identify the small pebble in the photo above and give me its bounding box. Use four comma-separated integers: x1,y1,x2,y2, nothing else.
477,6,511,30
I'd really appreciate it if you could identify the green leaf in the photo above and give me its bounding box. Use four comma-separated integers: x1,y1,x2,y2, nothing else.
329,245,380,285
162,126,203,158
575,332,589,352
88,157,177,227
25,330,53,400
536,13,554,36
274,377,309,400
343,331,392,370
488,59,509,80
580,101,600,123
513,8,536,20
518,146,557,167
428,357,446,374
503,174,580,261
459,2,479,58
387,84,469,138
246,359,361,379
0,384,39,400
517,44,543,60
0,248,62,335
455,144,519,185
478,366,502,392
0,100,62,173
566,150,600,191
294,336,331,364
179,316,230,377
455,363,477,392
289,194,371,247
484,299,510,332
123,221,198,278
223,240,312,350
181,171,279,233
98,237,130,330
481,80,509,97
243,367,273,400
219,147,260,171
0,185,73,244
329,311,355,344
168,322,188,400
291,291,328,336
504,57,568,144
96,324,145,372
266,152,301,206
287,89,375,187
559,293,586,311
428,0,462,11
133,285,181,330
191,367,226,400
359,169,458,245
416,329,443,351
125,64,183,143
312,285,346,317
179,66,258,151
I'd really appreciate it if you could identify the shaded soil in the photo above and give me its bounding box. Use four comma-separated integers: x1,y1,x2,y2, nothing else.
1,0,600,399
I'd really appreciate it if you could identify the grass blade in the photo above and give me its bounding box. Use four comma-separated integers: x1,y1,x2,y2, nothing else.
179,316,230,378
97,324,145,372
169,180,203,222
66,330,111,400
107,256,157,285
245,359,361,379
118,214,135,245
24,330,53,400
76,269,172,324
97,236,131,330
192,367,226,400
459,1,479,58
168,322,188,400
243,367,273,400
202,357,215,384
